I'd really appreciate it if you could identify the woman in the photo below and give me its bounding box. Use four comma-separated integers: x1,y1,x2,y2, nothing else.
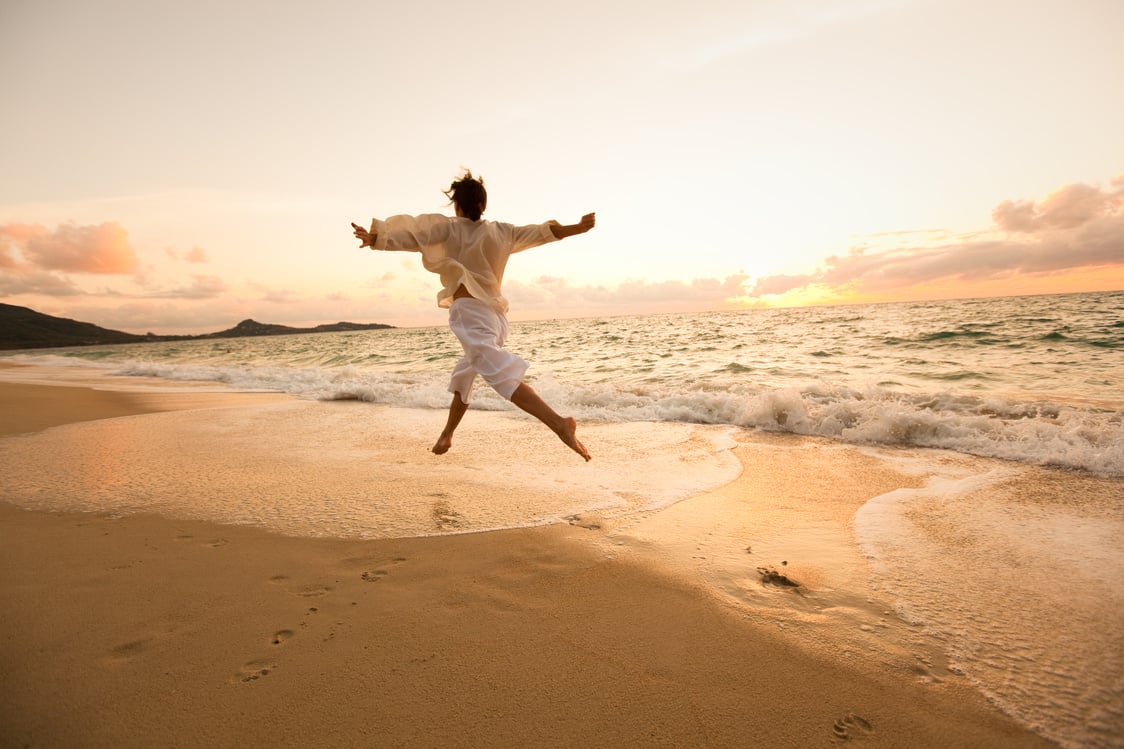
352,170,595,461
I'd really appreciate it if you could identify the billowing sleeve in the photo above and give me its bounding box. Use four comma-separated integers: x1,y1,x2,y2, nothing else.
508,222,559,254
371,214,452,253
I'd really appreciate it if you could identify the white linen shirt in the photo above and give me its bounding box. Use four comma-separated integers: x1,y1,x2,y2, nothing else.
371,214,557,313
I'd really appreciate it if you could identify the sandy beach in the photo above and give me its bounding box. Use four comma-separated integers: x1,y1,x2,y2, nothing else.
0,375,1054,748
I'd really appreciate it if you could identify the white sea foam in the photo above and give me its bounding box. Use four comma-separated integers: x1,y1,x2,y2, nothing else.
3,351,1122,475
855,464,1124,749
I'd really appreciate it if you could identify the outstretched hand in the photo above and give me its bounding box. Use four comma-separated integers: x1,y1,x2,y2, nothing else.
548,212,597,240
351,221,376,248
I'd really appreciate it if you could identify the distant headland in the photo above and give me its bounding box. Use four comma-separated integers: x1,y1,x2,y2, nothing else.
0,303,394,351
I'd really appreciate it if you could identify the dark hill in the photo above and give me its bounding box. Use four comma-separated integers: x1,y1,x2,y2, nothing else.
0,303,147,349
0,304,393,351
200,319,394,339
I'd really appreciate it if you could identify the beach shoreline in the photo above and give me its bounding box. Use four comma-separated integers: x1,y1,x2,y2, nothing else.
0,375,1055,747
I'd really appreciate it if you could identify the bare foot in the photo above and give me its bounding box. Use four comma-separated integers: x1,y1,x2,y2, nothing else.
432,434,453,455
556,417,591,462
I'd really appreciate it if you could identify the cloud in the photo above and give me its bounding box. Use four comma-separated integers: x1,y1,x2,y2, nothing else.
505,274,752,312
750,272,817,296
0,221,142,296
749,177,1124,298
0,221,139,274
261,289,299,304
150,275,228,299
992,181,1120,232
247,282,299,304
62,301,249,336
0,269,82,297
163,245,210,263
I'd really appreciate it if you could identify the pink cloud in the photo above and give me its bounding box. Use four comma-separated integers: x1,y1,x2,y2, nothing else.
0,270,82,297
160,275,227,299
750,177,1124,297
992,180,1122,233
505,274,752,312
0,221,143,297
1,222,140,274
162,245,210,264
247,281,299,304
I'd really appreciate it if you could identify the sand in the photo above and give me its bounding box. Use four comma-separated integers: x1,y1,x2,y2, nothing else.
0,377,1053,748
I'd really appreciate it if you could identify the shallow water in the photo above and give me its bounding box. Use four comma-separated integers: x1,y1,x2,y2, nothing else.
0,400,740,539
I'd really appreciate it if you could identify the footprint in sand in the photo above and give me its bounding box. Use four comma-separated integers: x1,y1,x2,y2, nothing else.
268,576,334,598
361,556,407,582
237,659,276,683
833,714,873,741
108,637,151,660
567,514,603,531
174,533,226,548
270,629,294,646
431,500,463,530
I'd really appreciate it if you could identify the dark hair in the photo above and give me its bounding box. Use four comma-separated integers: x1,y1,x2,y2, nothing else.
444,170,487,221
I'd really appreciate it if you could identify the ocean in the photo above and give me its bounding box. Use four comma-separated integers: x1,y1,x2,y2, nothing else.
7,290,1122,474
2,289,1122,748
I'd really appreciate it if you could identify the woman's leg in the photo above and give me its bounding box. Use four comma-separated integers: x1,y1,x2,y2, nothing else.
432,391,469,455
510,383,590,461
443,299,588,460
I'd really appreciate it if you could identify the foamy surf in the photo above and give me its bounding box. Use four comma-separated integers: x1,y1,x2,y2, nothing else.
855,459,1124,749
5,354,1121,476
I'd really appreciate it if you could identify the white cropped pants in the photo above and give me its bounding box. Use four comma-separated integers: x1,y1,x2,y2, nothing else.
447,298,528,404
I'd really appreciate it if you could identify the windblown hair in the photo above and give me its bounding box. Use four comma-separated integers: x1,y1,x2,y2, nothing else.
444,170,487,221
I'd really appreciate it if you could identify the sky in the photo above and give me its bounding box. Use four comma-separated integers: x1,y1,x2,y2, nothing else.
1,0,1122,333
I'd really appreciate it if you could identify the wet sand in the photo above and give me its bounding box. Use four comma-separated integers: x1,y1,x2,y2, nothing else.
0,377,1052,747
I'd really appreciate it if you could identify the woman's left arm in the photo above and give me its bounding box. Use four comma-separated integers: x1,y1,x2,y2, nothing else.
548,213,596,240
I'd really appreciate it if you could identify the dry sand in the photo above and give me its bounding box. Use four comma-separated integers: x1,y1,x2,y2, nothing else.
0,379,1053,748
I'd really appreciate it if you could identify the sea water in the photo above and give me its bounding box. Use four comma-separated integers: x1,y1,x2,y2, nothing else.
6,290,1121,473
2,289,1122,748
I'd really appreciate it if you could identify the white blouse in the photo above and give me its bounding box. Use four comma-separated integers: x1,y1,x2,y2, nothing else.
371,214,557,313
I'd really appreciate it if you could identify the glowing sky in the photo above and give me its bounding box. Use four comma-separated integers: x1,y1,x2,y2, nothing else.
2,0,1122,332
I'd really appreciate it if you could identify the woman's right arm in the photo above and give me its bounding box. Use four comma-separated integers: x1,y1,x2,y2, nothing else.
351,222,376,248
352,214,451,252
